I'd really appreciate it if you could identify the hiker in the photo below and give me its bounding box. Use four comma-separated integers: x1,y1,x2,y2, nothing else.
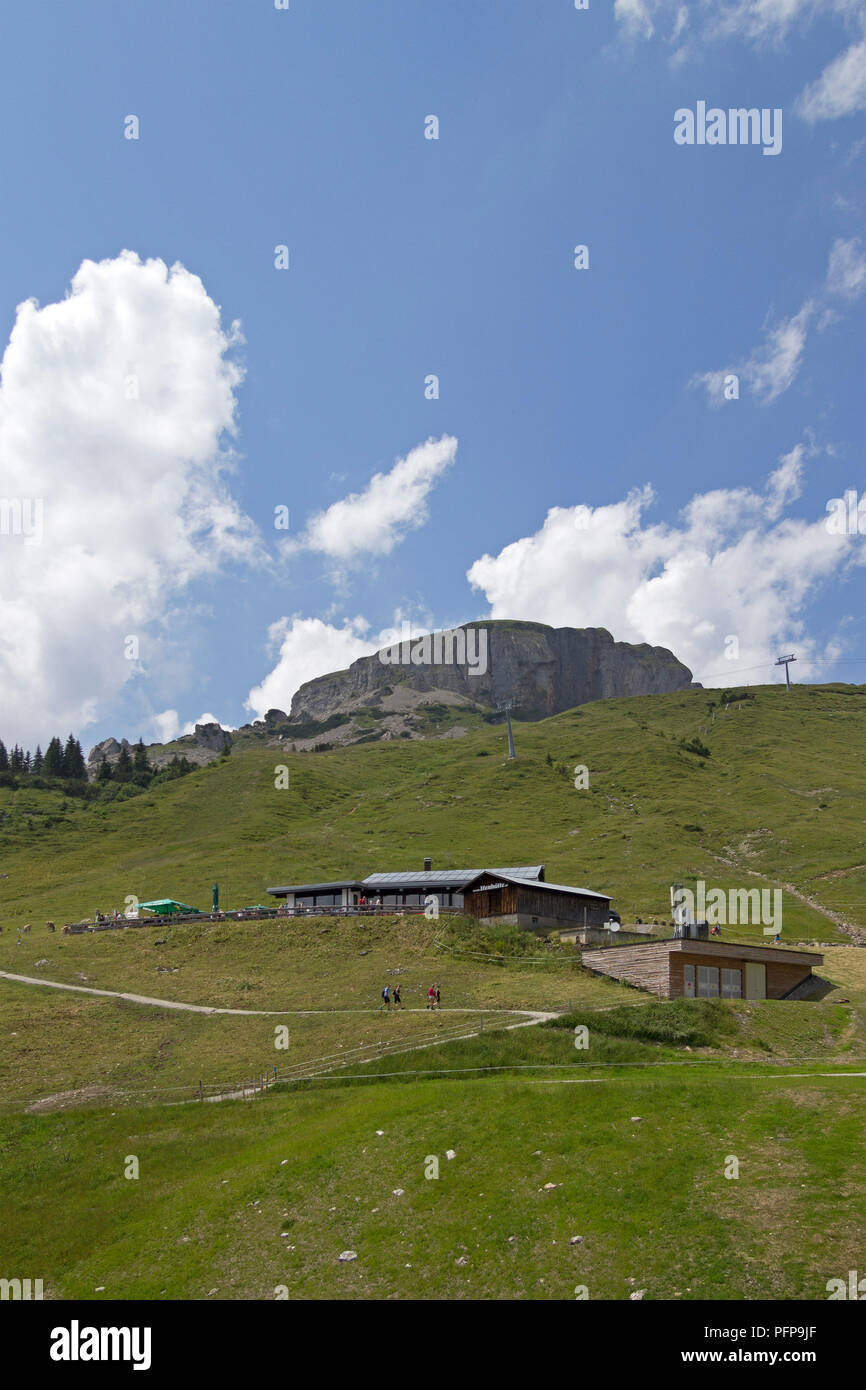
393,983,403,1009
427,985,436,1011
375,896,383,910
382,984,391,1010
435,984,441,1009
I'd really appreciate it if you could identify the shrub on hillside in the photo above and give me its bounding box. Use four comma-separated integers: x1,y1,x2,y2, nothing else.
679,736,711,758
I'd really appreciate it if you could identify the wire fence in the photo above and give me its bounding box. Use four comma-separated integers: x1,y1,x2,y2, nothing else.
51,1015,518,1106
274,1013,511,1083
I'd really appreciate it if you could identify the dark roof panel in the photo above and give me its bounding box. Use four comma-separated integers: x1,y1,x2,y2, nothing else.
267,865,548,897
467,872,613,901
362,866,544,889
266,880,364,895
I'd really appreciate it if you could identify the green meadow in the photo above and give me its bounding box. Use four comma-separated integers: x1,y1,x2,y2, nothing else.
1,683,865,1299
0,683,864,940
2,1069,865,1301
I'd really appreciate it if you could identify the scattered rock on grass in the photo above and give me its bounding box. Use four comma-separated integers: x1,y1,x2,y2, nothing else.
337,1250,357,1263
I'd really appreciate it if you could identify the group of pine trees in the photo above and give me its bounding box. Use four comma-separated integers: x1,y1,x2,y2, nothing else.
0,734,197,799
0,733,86,782
93,740,196,789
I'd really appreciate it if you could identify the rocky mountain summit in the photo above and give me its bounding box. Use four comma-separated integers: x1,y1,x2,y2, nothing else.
289,621,697,725
87,622,697,763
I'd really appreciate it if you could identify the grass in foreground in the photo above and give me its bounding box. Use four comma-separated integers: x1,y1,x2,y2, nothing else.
2,1070,864,1301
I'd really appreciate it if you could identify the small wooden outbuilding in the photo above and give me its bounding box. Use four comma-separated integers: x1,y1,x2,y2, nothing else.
582,938,824,1000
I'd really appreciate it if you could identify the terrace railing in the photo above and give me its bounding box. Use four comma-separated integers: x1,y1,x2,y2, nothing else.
63,905,461,932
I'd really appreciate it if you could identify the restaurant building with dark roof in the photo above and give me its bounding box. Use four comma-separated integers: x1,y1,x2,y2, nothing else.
266,861,619,934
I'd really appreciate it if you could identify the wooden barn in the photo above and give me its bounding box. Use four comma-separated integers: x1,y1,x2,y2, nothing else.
463,871,615,933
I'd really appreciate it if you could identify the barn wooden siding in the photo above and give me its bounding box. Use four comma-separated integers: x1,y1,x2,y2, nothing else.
466,885,519,918
466,885,610,927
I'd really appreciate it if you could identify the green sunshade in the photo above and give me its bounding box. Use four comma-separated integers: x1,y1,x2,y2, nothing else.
138,899,202,915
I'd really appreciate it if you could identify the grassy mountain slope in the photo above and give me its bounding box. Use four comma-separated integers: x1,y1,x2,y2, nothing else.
3,1066,865,1300
0,683,864,940
3,682,866,1302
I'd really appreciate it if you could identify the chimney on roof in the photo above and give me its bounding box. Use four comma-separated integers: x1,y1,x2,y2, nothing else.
424,857,432,872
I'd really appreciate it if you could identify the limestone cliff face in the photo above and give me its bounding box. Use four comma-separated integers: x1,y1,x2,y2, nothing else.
290,621,697,723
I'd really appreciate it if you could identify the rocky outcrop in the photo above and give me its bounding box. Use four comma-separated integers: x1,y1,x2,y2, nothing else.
86,737,130,774
191,722,232,753
289,620,697,724
86,723,232,776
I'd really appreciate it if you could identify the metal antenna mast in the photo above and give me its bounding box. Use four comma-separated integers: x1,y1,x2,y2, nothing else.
775,653,796,691
496,700,516,759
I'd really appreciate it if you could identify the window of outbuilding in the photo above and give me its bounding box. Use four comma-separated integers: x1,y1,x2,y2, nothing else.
697,965,720,998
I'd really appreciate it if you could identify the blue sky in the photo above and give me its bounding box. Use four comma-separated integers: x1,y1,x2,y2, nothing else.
0,0,864,750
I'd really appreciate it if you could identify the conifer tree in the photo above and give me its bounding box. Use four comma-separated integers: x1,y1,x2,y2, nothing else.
133,738,151,775
63,733,86,779
113,744,133,782
43,737,65,778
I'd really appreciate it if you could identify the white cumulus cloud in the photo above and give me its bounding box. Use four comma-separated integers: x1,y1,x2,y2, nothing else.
0,251,261,747
245,615,376,720
467,447,858,686
290,435,457,567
